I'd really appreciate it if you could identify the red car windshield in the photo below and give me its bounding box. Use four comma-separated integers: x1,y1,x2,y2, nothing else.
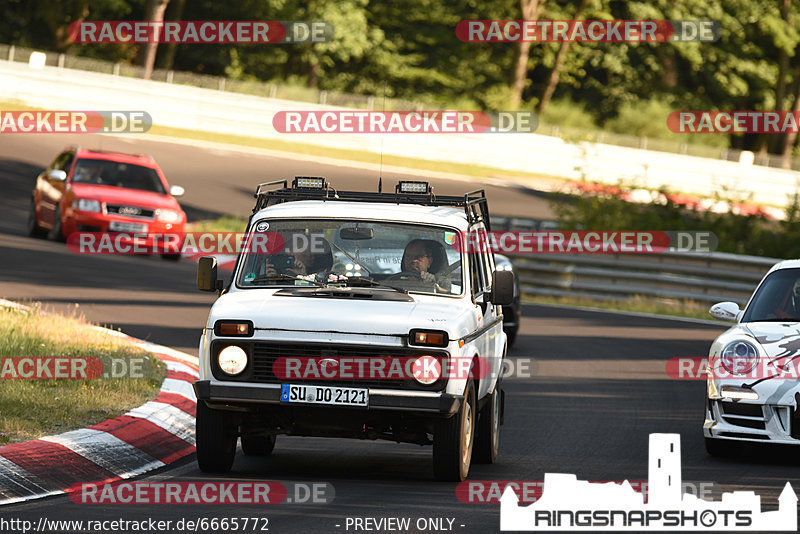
72,158,166,194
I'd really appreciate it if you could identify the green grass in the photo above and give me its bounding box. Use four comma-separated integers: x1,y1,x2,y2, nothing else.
0,305,167,445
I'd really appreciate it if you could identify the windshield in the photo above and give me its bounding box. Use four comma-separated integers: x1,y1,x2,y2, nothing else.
236,219,463,296
72,158,166,194
742,268,800,322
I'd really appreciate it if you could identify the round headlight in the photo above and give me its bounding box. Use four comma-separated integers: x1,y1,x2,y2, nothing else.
720,340,758,375
411,355,441,385
218,345,247,375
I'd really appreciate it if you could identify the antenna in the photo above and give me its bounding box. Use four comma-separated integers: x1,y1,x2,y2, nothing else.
378,80,387,190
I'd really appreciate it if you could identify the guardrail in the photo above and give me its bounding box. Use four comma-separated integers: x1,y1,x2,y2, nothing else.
489,216,779,306
2,53,800,211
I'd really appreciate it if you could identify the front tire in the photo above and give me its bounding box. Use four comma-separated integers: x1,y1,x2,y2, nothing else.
241,435,276,456
46,204,64,242
196,401,237,472
474,383,501,464
27,197,46,238
433,380,476,481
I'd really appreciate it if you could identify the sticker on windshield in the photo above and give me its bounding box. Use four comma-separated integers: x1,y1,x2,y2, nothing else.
243,272,256,283
256,222,269,231
444,232,456,245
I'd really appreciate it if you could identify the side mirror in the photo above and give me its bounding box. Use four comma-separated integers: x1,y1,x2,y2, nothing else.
489,270,514,306
197,256,223,292
47,169,67,182
169,185,185,197
709,301,741,322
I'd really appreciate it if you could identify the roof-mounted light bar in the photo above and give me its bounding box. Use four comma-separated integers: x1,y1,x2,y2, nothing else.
396,181,431,194
293,176,328,189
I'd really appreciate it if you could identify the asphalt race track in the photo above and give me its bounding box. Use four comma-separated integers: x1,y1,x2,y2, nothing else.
1,134,798,532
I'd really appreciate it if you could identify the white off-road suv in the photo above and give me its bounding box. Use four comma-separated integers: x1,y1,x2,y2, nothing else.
193,178,513,481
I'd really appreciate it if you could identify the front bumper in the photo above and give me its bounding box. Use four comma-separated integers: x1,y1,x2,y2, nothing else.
193,380,462,415
703,397,800,445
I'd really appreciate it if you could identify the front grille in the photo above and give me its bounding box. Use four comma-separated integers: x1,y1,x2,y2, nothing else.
106,204,154,219
212,341,447,391
718,401,766,430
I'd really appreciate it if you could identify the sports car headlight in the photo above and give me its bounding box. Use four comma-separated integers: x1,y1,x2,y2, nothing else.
217,345,248,375
156,209,181,223
75,198,101,213
720,340,759,375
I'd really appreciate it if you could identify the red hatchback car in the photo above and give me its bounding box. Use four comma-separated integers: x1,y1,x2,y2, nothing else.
27,147,187,259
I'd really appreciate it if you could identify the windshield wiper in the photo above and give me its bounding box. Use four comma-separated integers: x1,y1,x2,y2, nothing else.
248,274,325,287
342,277,408,294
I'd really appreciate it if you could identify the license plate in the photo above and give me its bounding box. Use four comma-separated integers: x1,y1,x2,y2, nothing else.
281,384,368,407
109,221,148,232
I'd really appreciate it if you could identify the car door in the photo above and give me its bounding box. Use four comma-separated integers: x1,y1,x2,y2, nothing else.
38,152,74,226
469,223,501,399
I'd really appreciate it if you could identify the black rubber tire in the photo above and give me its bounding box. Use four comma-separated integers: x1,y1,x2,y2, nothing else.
474,384,501,464
704,437,738,457
160,253,181,261
46,204,64,242
196,401,237,473
505,327,518,349
433,380,476,481
27,197,46,238
241,435,276,456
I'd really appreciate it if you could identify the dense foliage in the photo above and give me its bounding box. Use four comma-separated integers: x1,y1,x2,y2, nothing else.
2,0,800,155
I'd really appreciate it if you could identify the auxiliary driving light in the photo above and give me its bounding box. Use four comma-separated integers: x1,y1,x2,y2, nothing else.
396,181,430,194
217,345,248,375
293,176,327,189
720,386,759,401
411,355,441,385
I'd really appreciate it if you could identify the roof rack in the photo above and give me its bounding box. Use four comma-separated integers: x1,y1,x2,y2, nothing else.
252,178,491,230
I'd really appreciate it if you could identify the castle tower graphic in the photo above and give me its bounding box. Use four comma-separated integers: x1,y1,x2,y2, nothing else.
648,433,681,505
500,433,797,531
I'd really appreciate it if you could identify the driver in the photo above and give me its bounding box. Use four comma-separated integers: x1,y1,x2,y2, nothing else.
400,239,451,291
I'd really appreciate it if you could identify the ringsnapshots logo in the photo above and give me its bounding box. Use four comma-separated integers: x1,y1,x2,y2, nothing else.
0,111,151,134
272,111,538,133
456,20,720,43
499,434,797,531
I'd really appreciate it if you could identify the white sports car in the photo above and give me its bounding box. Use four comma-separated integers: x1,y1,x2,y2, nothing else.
704,260,800,454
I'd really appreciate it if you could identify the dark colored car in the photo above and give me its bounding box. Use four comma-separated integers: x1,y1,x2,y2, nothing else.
494,254,521,347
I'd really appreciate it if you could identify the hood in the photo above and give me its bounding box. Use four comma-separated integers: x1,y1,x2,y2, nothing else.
209,289,471,338
70,183,179,209
743,322,800,359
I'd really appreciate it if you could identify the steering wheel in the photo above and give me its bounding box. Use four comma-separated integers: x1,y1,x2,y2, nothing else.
386,271,423,281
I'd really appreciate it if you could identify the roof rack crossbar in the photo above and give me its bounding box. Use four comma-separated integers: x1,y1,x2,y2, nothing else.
251,180,491,229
